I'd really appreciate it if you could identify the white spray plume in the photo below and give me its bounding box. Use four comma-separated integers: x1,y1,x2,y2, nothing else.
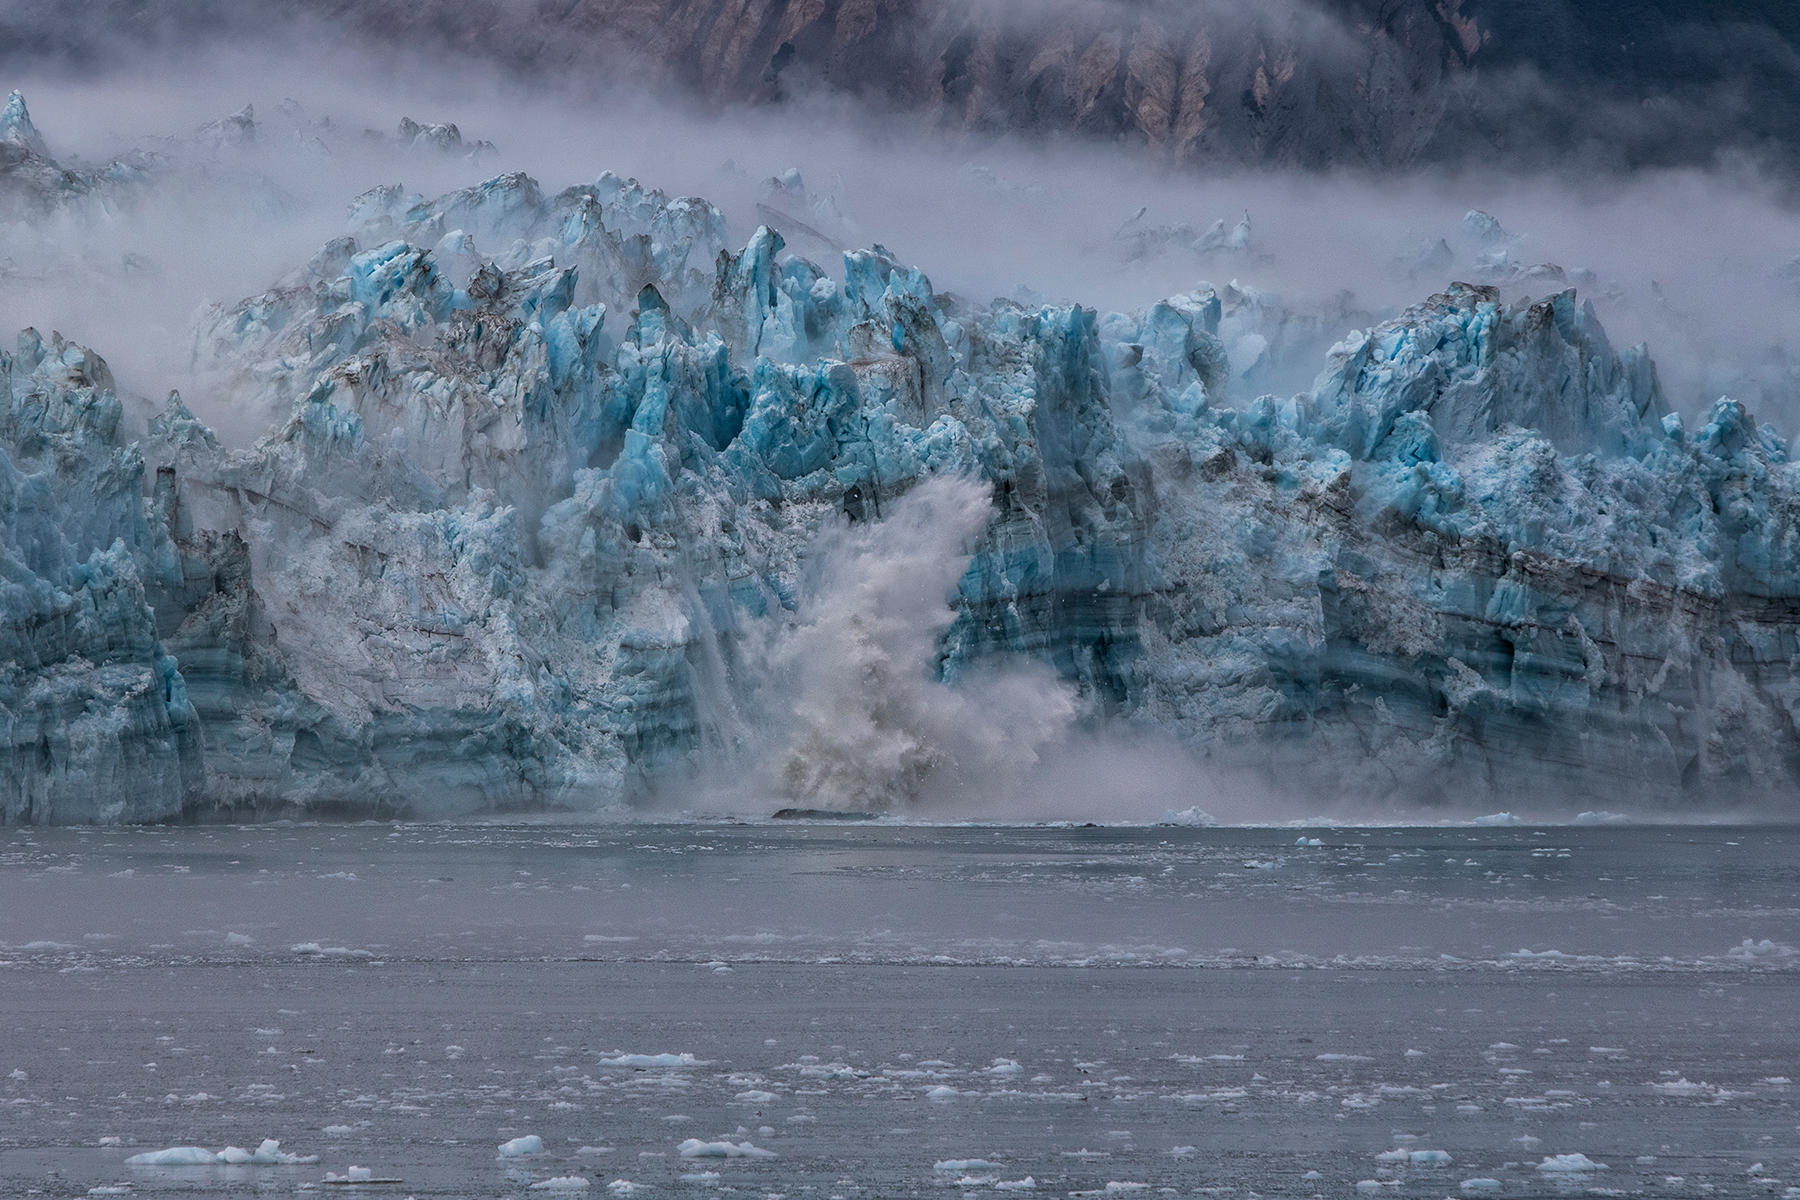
736,474,1077,813
677,475,1364,823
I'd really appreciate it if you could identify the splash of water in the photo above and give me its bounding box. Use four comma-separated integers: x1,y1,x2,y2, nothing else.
742,474,1078,812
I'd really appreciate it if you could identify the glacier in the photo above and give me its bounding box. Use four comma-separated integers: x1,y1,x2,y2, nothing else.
5,138,1800,820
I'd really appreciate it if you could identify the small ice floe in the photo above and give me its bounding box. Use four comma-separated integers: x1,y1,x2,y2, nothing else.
994,1178,1036,1190
1650,1077,1713,1096
935,1159,1003,1171
605,1183,642,1196
1377,1148,1451,1165
1160,807,1217,827
924,1085,961,1100
678,1170,721,1182
1295,837,1323,847
1536,1153,1607,1173
677,1139,775,1159
324,1166,378,1183
985,1059,1023,1076
126,1139,315,1166
1727,938,1797,961
1070,1184,1148,1196
1470,813,1520,827
734,1089,779,1103
499,1135,546,1157
288,943,373,959
1647,1077,1747,1101
1574,811,1628,825
598,1052,709,1067
88,1187,132,1196
531,1177,592,1190
1459,1178,1503,1191
218,1141,316,1165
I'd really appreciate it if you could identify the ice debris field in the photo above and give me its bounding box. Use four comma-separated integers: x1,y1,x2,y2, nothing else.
2,821,1797,1197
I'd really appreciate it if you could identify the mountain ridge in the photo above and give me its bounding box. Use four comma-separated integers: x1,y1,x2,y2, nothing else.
4,0,1799,171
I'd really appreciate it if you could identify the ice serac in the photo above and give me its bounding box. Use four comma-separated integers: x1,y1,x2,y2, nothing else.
0,331,201,822
0,90,48,158
6,167,1800,821
0,89,88,215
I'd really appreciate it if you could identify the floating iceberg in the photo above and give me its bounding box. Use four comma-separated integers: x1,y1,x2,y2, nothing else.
125,1139,315,1166
1536,1153,1608,1173
676,1138,776,1159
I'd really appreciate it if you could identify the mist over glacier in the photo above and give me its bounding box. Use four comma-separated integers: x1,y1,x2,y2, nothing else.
5,47,1800,432
3,7,1800,823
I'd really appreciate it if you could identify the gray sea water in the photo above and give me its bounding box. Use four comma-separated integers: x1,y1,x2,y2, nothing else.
1,820,1796,1198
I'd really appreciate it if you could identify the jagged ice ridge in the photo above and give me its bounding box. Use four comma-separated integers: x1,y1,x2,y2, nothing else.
5,155,1800,821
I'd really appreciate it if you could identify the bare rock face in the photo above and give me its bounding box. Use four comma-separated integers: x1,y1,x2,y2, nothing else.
7,1,1800,171
291,0,1480,167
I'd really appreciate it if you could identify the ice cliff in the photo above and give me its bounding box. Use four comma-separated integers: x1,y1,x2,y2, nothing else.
0,331,200,820
6,163,1800,821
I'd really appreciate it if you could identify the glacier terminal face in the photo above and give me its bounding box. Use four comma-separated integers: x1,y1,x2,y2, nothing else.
4,159,1800,821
